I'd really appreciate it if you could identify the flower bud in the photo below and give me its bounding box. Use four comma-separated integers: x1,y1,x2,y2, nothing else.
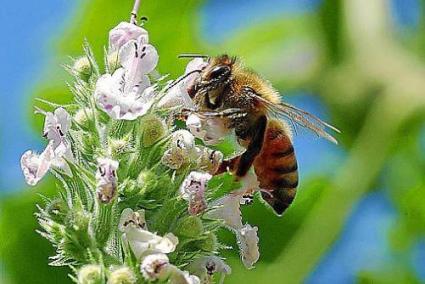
197,232,218,252
196,147,223,175
67,207,90,233
140,114,166,147
109,136,131,157
107,266,136,284
136,170,157,195
174,216,204,238
96,158,119,204
77,264,103,284
121,179,138,197
73,56,92,82
74,108,93,129
45,198,67,223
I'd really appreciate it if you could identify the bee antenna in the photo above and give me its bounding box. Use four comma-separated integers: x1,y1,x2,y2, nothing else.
178,53,209,59
163,69,202,93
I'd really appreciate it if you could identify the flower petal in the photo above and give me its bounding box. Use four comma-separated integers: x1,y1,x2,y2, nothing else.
20,142,54,186
186,114,229,145
119,208,147,232
236,224,260,269
207,193,243,231
43,107,71,148
188,256,231,284
140,253,170,281
95,68,154,120
96,157,119,203
119,37,159,77
109,22,149,52
125,228,178,258
179,171,211,200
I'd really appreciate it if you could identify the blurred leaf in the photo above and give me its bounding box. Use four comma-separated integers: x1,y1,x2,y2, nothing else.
357,268,420,284
318,0,343,64
217,15,324,91
0,180,71,283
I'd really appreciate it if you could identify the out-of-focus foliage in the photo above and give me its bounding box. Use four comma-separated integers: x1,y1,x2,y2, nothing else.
2,0,425,283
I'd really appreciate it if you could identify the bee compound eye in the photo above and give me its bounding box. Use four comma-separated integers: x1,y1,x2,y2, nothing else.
210,65,229,79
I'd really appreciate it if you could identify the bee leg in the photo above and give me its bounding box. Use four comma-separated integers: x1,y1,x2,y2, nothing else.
215,116,267,177
235,115,267,177
214,156,240,175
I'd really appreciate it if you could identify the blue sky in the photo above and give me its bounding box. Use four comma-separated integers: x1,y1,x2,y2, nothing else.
0,0,76,190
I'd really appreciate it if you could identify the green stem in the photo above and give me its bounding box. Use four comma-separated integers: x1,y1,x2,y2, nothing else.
95,201,115,246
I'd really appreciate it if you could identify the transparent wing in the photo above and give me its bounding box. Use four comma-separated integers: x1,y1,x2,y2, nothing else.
252,93,340,144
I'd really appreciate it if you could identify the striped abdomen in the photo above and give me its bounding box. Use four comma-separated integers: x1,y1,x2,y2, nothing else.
253,119,298,215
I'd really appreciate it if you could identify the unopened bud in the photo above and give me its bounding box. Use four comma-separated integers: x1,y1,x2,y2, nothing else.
107,266,136,284
140,114,166,147
136,170,157,195
174,216,204,238
77,264,103,284
197,232,218,252
73,56,92,82
74,108,93,129
109,136,132,157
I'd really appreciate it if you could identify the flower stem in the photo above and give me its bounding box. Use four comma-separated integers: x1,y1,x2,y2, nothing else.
130,0,141,24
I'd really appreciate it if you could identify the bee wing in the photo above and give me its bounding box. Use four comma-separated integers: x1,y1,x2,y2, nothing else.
250,92,340,144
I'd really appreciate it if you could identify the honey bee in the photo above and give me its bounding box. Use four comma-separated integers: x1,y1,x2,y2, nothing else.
178,54,339,216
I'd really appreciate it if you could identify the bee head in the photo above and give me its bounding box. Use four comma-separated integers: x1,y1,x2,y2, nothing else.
189,55,236,109
203,54,235,83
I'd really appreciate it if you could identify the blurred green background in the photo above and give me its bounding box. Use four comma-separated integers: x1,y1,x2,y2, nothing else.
1,0,425,283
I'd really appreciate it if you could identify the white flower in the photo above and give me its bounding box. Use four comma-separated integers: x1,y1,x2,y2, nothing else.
43,107,71,148
140,254,200,284
119,208,178,259
195,147,223,174
236,224,260,269
96,157,119,203
140,253,170,281
161,130,198,169
188,256,231,284
207,193,244,231
171,129,196,153
95,68,155,120
109,22,149,52
179,171,211,200
167,267,201,284
21,139,73,186
186,114,230,145
50,140,73,174
157,58,208,109
21,142,55,186
180,171,212,215
118,208,147,231
238,170,260,197
98,30,159,120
